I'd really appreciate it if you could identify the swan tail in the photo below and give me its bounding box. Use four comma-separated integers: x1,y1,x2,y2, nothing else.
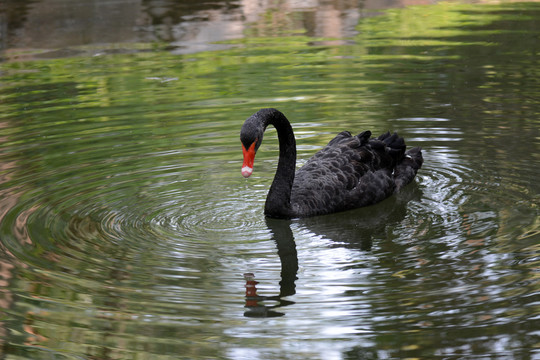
393,147,423,192
378,131,406,159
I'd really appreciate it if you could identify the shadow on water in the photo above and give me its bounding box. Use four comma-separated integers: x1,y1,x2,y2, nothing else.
244,183,423,317
299,183,423,252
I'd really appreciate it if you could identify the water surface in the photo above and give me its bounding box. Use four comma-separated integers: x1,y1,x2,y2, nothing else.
0,1,539,359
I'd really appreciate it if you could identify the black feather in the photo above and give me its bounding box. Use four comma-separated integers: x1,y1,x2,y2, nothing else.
240,108,423,218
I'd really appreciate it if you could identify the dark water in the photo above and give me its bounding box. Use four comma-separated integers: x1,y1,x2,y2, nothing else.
1,1,539,359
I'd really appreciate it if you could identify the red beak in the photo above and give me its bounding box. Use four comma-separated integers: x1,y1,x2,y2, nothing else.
242,142,256,178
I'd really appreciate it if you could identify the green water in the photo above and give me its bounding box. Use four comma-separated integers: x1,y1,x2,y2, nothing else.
0,1,539,359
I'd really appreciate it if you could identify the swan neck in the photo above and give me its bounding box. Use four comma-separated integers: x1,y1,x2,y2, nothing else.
264,110,296,218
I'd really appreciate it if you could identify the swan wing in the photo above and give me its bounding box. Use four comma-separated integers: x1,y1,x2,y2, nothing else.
290,131,403,217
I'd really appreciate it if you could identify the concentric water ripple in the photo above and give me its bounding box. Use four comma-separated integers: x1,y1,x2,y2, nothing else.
1,4,540,355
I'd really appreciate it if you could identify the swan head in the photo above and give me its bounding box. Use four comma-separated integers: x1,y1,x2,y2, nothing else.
240,113,266,178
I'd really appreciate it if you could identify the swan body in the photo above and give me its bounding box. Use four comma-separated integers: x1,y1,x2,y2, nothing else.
240,108,423,219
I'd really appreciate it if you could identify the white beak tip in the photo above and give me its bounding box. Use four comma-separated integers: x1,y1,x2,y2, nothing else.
241,166,253,178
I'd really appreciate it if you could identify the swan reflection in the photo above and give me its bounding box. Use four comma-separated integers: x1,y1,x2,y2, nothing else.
298,183,423,251
243,184,422,317
243,218,298,318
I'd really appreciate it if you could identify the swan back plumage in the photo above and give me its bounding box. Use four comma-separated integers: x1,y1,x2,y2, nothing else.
290,130,420,217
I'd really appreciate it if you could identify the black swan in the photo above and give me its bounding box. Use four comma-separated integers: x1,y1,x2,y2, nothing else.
240,108,423,219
